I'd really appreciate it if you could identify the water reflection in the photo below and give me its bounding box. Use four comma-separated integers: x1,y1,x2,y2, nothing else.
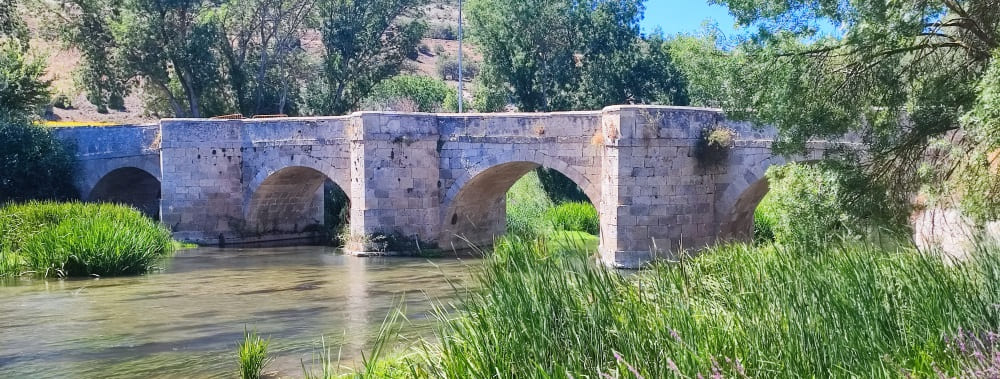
0,246,477,378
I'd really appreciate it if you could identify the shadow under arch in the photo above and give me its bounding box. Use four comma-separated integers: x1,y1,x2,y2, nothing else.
439,161,598,251
245,166,349,243
88,167,161,219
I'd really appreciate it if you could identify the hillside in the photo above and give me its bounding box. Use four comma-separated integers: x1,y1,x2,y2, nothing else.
23,0,478,124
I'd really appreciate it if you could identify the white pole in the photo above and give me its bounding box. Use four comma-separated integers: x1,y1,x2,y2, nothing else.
457,0,464,113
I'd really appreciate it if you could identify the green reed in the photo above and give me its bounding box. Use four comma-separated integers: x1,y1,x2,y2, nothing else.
238,328,272,379
380,234,1000,378
0,201,173,277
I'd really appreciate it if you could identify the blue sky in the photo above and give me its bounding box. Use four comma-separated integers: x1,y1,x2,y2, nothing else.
641,0,739,36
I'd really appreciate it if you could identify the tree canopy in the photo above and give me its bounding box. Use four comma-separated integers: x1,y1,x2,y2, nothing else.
677,0,1000,221
467,0,688,112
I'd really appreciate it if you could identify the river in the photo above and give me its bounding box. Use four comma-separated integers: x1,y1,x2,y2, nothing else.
0,246,479,378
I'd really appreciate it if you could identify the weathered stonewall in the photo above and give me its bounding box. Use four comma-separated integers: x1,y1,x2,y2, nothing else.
53,105,833,268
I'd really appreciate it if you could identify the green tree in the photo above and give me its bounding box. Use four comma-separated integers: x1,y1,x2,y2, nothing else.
467,0,688,112
215,0,317,116
0,43,51,119
304,0,426,115
55,0,231,117
704,0,1000,220
54,0,130,113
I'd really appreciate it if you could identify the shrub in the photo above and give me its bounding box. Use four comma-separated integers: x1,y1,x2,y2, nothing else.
536,167,588,204
472,78,508,112
417,43,431,56
433,44,446,56
323,181,349,247
426,24,456,40
362,75,450,112
0,202,173,277
0,116,77,202
760,163,849,244
545,202,598,235
752,195,777,244
436,54,479,81
237,329,271,379
51,93,73,109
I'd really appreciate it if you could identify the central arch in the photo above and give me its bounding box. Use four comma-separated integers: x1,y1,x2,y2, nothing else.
439,160,599,251
245,166,348,243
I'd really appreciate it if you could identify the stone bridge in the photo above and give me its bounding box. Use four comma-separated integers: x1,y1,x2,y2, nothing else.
53,106,831,268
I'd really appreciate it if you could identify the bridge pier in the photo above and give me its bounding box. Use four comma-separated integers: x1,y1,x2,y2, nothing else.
345,113,443,253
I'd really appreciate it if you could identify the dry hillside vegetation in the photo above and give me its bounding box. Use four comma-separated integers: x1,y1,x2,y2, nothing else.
23,0,477,124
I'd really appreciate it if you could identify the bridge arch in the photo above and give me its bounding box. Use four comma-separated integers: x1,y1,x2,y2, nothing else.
87,167,162,219
439,153,600,250
245,165,349,239
716,153,825,241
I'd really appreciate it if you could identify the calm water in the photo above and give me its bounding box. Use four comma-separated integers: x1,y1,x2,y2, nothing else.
0,246,479,378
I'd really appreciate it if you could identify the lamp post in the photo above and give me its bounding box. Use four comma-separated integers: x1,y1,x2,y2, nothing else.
457,0,464,113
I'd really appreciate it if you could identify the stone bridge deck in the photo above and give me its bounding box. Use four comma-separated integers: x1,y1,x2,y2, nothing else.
54,106,831,268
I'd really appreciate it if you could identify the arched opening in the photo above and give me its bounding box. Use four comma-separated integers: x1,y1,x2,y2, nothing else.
441,161,599,251
721,161,838,244
89,167,161,219
246,166,350,245
721,177,769,241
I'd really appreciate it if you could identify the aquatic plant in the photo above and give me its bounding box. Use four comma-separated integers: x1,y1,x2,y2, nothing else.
0,201,173,277
237,328,272,379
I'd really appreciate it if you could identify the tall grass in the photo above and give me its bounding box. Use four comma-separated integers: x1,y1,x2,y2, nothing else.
0,201,173,277
238,328,272,379
505,171,555,238
368,235,1000,378
545,201,599,235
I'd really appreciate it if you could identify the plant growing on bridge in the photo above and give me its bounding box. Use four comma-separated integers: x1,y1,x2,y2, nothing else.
694,125,735,165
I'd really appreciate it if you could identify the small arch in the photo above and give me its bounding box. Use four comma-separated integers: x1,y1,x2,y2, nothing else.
718,157,823,241
440,161,599,250
246,166,349,242
88,167,162,219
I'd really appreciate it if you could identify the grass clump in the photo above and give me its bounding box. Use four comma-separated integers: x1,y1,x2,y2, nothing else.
380,235,1000,378
0,201,173,277
238,328,272,379
545,201,599,235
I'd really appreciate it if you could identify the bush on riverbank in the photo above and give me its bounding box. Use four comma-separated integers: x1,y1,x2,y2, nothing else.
0,116,77,203
0,202,173,277
353,234,1000,378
